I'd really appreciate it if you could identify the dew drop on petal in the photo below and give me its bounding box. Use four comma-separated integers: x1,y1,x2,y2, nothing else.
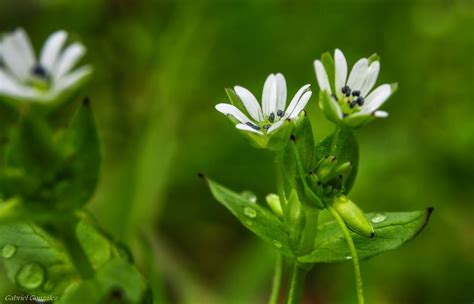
16,263,45,290
273,240,282,248
2,244,17,259
371,213,387,224
244,207,257,218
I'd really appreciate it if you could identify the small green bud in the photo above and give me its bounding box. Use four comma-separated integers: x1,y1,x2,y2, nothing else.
315,155,337,183
265,193,283,218
333,195,374,238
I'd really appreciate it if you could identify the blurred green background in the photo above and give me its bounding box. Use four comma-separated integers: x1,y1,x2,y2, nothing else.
1,0,473,303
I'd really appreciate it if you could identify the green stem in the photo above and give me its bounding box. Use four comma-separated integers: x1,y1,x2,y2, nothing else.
286,263,307,304
329,126,341,155
61,216,95,279
268,253,283,304
274,151,288,212
328,205,365,304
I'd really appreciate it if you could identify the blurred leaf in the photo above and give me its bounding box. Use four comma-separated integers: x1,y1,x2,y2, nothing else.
0,223,76,294
206,177,294,257
298,209,433,263
315,127,359,193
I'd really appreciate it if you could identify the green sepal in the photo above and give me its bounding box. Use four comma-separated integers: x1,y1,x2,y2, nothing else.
225,88,247,115
319,90,342,124
205,177,294,257
298,208,433,263
333,196,374,238
342,114,375,129
292,113,315,171
367,53,380,64
55,99,101,209
266,119,294,151
321,51,336,94
315,127,358,194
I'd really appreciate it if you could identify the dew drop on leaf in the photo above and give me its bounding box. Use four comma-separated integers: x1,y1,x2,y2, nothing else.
371,213,387,223
273,240,282,248
243,207,257,218
241,191,257,203
2,244,17,259
245,220,253,226
345,254,353,260
16,263,45,290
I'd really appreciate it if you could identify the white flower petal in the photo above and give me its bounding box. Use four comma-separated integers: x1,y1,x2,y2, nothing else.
0,69,36,99
374,110,389,117
215,103,252,124
54,65,91,92
53,43,85,79
289,91,312,119
334,49,347,97
347,58,369,91
285,84,311,119
360,84,391,113
267,119,285,134
262,74,275,116
40,30,67,72
236,123,263,135
1,28,35,81
234,85,263,121
275,73,287,112
314,60,331,93
360,61,380,97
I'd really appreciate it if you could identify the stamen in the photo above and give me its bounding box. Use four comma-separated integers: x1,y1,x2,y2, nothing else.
263,124,271,130
277,110,284,117
31,64,49,79
341,85,350,94
269,112,275,122
357,97,365,106
246,122,261,130
350,99,358,109
352,90,360,97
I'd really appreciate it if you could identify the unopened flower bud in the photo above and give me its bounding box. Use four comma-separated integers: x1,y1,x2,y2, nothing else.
333,195,374,238
266,193,283,218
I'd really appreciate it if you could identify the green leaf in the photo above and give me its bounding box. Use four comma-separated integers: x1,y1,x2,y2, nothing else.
298,209,433,263
0,223,76,294
315,127,358,193
321,52,336,94
55,99,101,209
319,90,341,124
205,177,294,257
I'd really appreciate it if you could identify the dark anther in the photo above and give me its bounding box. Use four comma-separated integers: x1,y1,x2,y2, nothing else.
263,124,271,130
352,90,360,97
342,113,348,118
350,99,358,109
356,97,365,106
341,85,351,95
269,112,275,122
245,122,261,130
290,134,296,142
277,109,284,117
31,64,48,79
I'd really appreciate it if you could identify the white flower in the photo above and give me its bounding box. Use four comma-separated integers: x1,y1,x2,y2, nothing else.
314,49,397,127
0,28,92,104
215,73,312,140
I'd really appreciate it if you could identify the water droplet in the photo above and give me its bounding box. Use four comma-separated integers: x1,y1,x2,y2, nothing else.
273,240,282,248
16,263,45,290
371,213,387,224
2,244,16,258
43,280,54,292
244,207,257,218
241,191,257,204
345,254,353,260
245,220,253,226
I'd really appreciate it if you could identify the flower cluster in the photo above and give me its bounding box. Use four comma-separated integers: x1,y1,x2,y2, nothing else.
0,28,91,104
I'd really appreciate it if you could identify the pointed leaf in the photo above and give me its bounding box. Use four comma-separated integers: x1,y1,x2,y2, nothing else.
298,209,433,263
206,177,294,257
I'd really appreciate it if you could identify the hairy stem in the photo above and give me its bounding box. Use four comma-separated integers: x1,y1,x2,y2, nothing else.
328,205,365,304
286,263,307,304
268,253,283,304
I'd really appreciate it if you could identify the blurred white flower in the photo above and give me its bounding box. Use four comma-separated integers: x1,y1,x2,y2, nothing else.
0,28,92,104
215,73,312,136
314,49,397,127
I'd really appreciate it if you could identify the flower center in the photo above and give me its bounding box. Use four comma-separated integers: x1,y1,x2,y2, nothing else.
338,85,365,117
246,109,285,132
29,64,51,91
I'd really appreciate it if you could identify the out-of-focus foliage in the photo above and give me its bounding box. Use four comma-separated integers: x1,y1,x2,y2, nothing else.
1,0,473,303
